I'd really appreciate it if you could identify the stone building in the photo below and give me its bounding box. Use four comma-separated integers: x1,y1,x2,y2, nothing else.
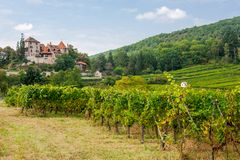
24,37,68,64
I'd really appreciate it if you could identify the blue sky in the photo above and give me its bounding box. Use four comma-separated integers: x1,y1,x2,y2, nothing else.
0,0,240,55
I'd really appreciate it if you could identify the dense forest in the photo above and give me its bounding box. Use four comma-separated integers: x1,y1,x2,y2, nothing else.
91,16,240,75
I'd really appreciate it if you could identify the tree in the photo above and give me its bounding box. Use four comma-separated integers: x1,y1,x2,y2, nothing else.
77,53,90,66
114,50,129,67
64,68,83,87
91,54,107,72
221,26,239,63
114,67,124,76
105,52,115,75
208,38,224,61
0,69,8,95
0,51,8,68
20,66,46,85
127,55,137,75
50,68,83,88
68,45,79,59
107,52,114,67
0,46,17,67
16,33,26,62
157,48,182,71
54,54,76,71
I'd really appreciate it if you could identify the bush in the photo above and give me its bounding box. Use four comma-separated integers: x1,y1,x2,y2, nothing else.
101,76,121,86
50,68,83,88
147,76,168,84
113,67,124,76
20,66,46,85
154,69,162,74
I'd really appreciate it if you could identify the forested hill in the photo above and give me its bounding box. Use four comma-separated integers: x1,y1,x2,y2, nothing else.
91,16,240,75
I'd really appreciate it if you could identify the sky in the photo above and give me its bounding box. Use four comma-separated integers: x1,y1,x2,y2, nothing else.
0,0,240,55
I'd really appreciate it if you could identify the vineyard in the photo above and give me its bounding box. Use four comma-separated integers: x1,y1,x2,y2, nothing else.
4,74,240,160
142,64,240,89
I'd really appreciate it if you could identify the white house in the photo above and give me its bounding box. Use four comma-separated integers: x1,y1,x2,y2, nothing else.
94,71,102,78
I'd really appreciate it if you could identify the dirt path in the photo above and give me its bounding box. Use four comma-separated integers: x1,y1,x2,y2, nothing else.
0,104,178,160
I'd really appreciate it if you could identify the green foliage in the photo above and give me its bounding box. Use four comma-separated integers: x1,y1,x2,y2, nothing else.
54,53,76,71
92,16,240,75
146,75,168,84
0,46,17,68
4,78,240,159
0,69,8,95
20,66,46,85
101,76,117,86
115,76,146,89
50,68,83,88
16,33,26,62
37,63,54,72
91,54,107,72
114,50,129,67
113,67,124,75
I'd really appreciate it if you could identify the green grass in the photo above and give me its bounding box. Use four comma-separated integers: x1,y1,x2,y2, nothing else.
144,64,240,89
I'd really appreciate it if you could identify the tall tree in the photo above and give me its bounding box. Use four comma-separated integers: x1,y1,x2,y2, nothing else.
105,52,115,74
0,69,8,95
94,54,107,72
107,52,114,67
221,26,239,63
16,33,26,62
114,50,129,67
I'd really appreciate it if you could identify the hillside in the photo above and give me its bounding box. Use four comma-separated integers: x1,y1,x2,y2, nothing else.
171,64,240,88
143,64,240,89
91,16,240,75
100,16,240,56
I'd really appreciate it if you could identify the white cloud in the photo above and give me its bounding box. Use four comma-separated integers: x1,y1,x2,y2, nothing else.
136,6,187,22
14,23,33,31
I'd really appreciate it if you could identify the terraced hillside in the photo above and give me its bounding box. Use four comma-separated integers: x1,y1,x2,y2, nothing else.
171,64,240,89
143,64,240,89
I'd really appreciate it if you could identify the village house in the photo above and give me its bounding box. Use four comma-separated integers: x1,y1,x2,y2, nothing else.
24,37,68,64
76,61,87,72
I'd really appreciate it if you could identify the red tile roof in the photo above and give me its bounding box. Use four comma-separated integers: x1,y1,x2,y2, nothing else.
76,61,87,66
58,41,67,49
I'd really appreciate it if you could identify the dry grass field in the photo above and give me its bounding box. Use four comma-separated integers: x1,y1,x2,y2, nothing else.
0,101,179,160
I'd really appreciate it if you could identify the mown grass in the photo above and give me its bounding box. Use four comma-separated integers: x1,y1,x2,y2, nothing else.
0,101,179,160
144,64,240,89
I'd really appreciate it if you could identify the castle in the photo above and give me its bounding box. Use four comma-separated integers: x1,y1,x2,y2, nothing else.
25,37,68,64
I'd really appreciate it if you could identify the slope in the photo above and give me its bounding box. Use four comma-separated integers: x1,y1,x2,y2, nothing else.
96,16,240,57
144,64,240,89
